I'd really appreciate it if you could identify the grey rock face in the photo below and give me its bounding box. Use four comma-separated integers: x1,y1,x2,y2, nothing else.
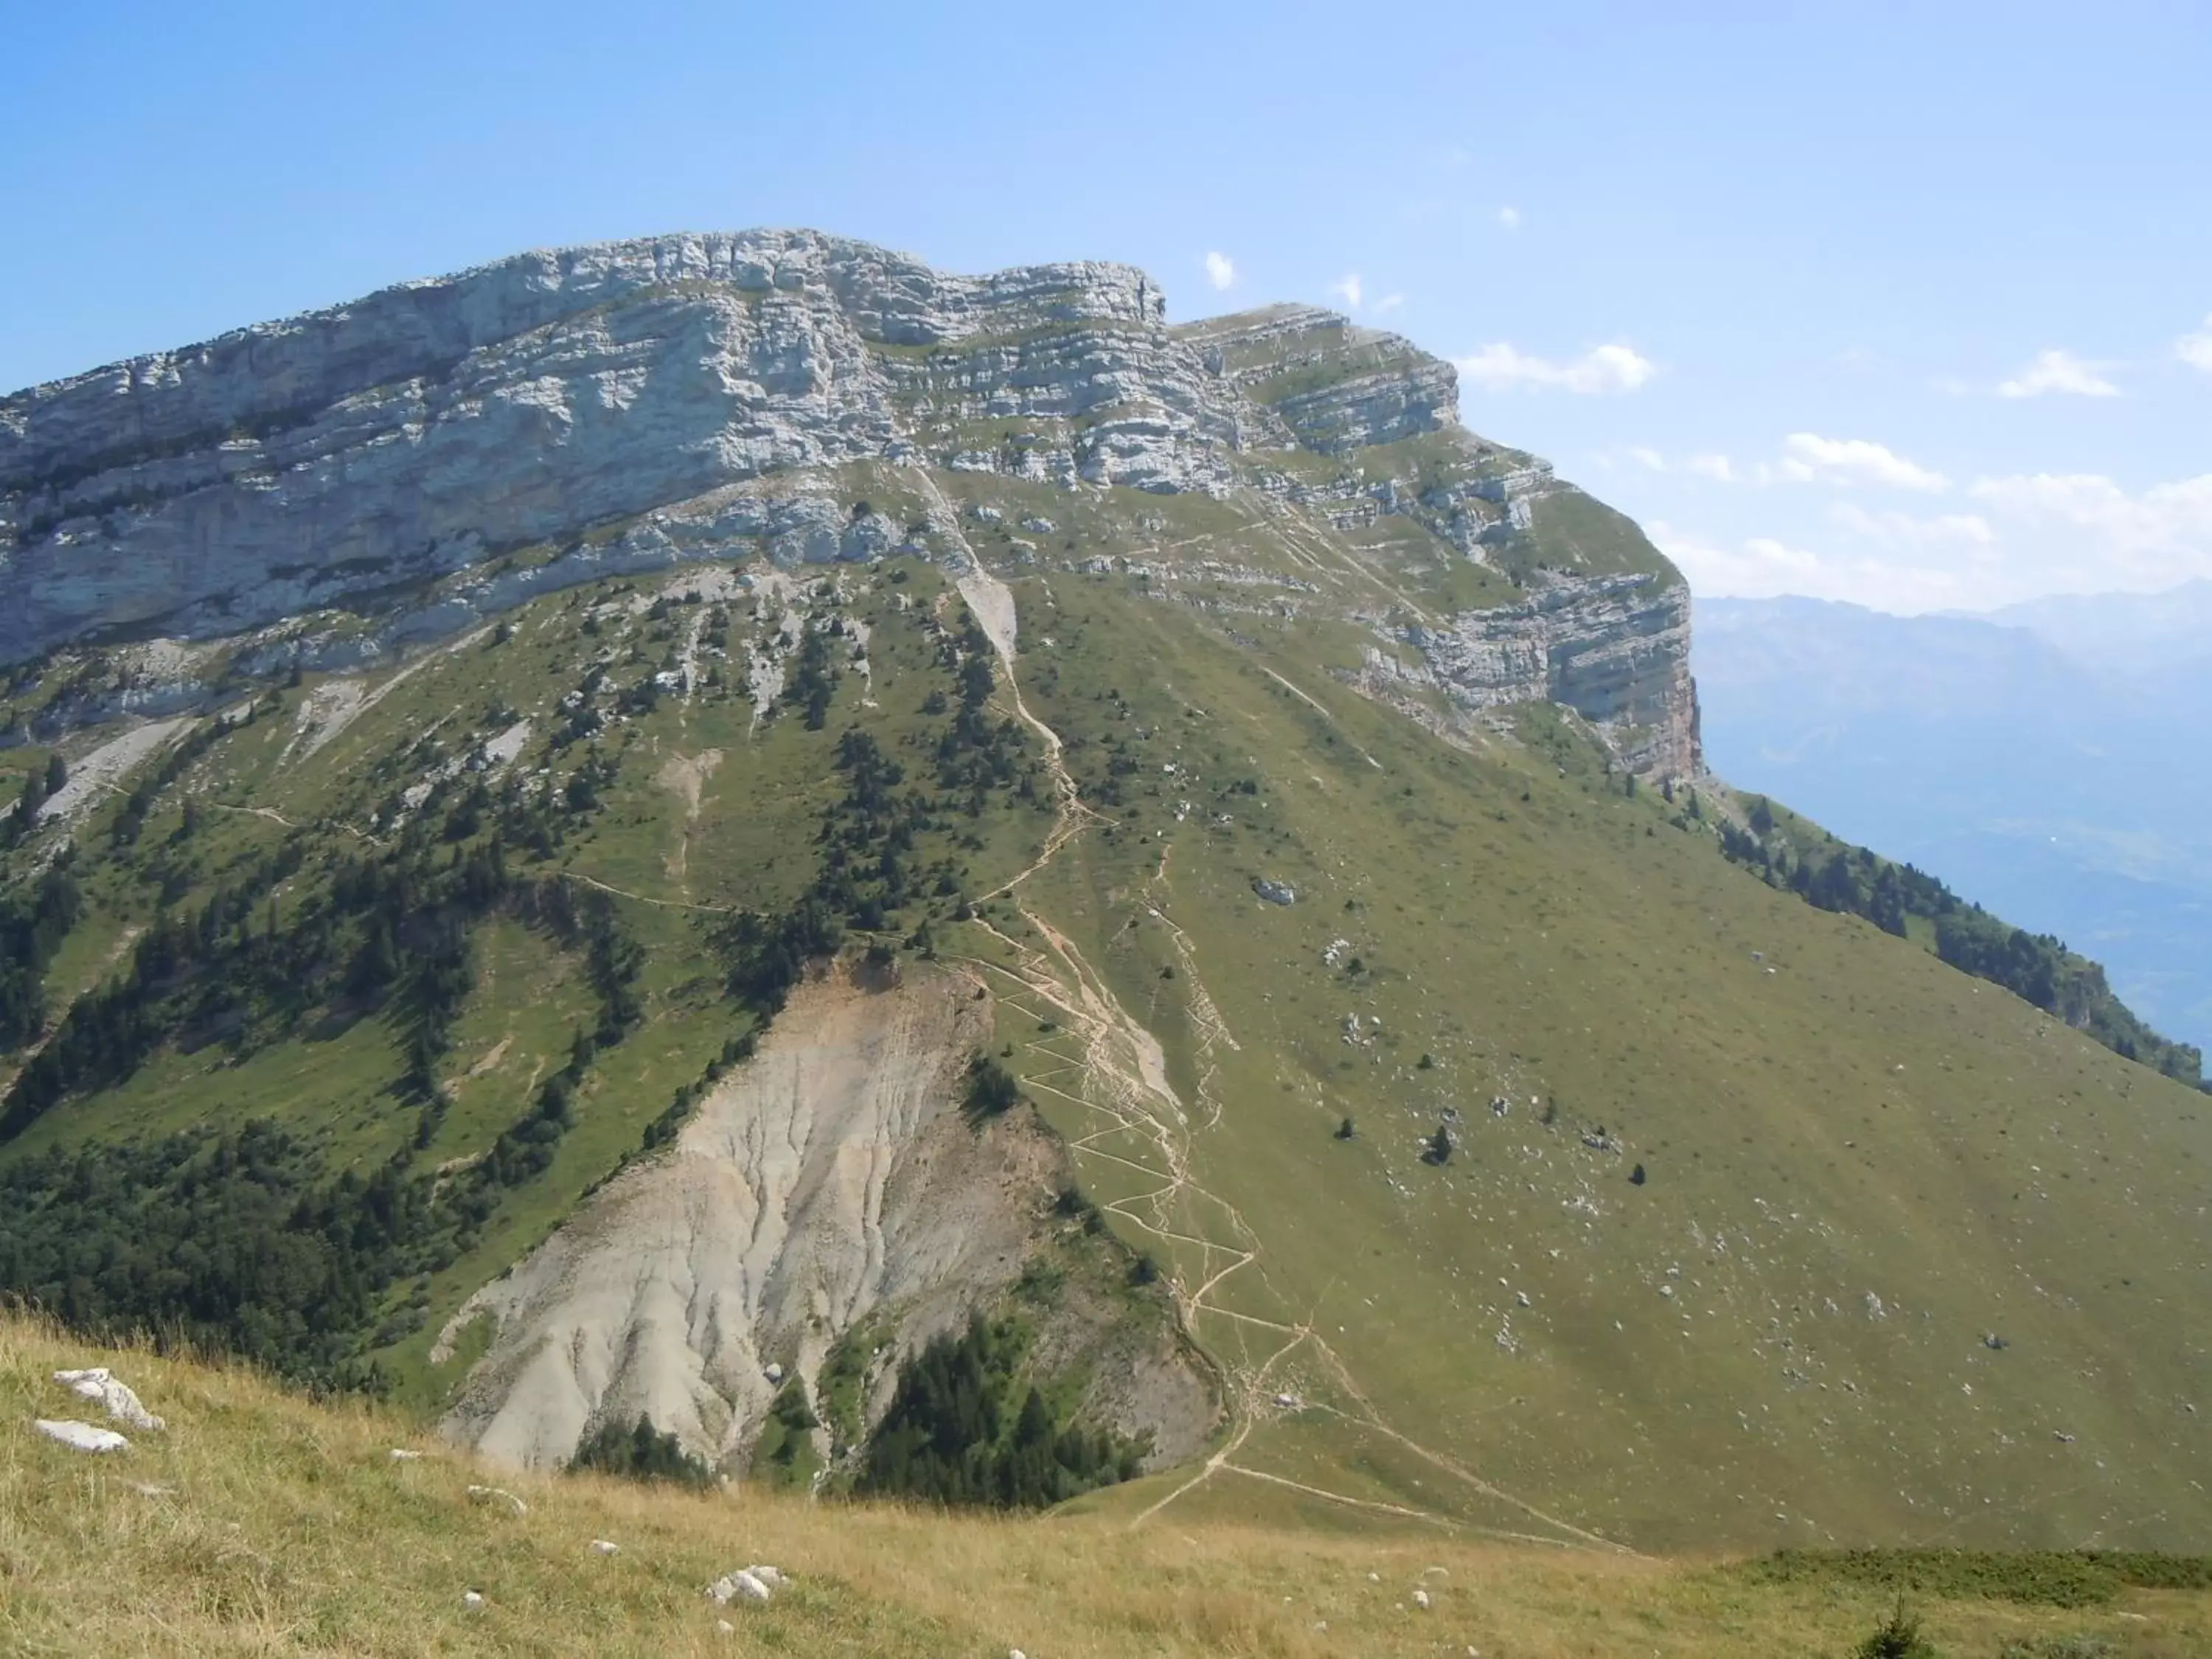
0,231,1213,662
1408,574,1701,777
1178,304,1455,453
1,228,1700,776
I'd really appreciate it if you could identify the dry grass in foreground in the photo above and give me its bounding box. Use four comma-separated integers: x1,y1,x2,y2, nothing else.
1,1315,2206,1657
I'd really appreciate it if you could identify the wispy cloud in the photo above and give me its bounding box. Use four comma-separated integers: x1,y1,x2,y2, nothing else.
1655,468,2212,613
1618,438,1941,490
1203,251,1235,292
1969,471,2212,578
1649,521,1827,596
1328,273,1363,310
1372,293,1405,316
1496,206,1523,232
1773,433,1949,493
1828,502,1994,548
1455,341,1655,395
1653,521,1984,612
1996,348,2122,399
2177,315,2212,374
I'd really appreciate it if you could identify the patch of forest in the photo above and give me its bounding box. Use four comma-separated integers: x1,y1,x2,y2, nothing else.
1719,796,2204,1090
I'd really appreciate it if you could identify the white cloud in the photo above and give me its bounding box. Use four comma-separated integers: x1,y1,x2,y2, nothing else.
1627,445,1667,473
1372,293,1405,316
1652,470,2212,613
1773,433,1950,493
1966,473,2212,595
1497,206,1523,232
2177,316,2212,374
1827,502,1994,548
1652,521,1986,612
1648,521,1826,597
1995,348,2122,399
1455,341,1656,395
1203,251,1235,291
1329,273,1363,310
1686,453,1739,483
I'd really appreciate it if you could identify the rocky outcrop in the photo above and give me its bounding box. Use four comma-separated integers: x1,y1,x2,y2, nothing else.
1178,304,1456,452
1406,574,1701,777
0,232,1228,662
0,235,1509,664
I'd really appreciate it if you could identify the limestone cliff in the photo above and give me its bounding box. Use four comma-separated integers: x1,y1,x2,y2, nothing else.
0,228,1700,774
1408,575,1701,778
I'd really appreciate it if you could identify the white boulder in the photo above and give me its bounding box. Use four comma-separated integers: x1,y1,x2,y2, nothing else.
709,1570,773,1606
34,1419,128,1453
52,1368,164,1431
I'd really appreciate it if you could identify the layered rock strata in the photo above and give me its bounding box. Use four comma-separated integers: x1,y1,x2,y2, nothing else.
2,229,1701,773
1388,574,1701,777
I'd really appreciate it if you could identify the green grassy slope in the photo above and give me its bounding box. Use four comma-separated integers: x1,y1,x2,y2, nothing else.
947,570,2211,1551
0,450,2202,1553
17,1315,2211,1659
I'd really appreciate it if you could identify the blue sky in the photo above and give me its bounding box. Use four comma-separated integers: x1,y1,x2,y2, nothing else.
7,1,2208,612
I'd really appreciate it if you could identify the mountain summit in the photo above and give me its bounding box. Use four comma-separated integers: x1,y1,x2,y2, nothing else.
0,233,2202,1553
1,230,1697,776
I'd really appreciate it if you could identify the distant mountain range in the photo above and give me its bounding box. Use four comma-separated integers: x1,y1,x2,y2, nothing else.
1970,577,2212,675
1697,588,2212,1052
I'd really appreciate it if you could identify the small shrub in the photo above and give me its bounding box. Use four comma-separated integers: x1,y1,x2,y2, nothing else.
964,1052,1023,1121
1852,1601,1936,1659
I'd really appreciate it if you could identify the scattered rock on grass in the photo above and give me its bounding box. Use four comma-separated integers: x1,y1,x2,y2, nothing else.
1253,877,1297,906
53,1368,165,1431
467,1484,529,1516
590,1540,620,1556
33,1419,128,1453
709,1569,772,1606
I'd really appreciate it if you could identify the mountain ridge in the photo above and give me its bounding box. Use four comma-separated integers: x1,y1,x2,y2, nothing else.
0,228,1698,779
